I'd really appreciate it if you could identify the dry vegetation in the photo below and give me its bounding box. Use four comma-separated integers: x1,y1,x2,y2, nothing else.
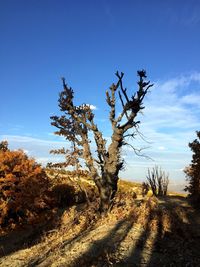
0,68,199,266
1,167,200,267
0,147,52,232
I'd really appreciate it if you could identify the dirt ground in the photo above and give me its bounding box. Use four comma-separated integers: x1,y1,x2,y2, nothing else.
0,195,200,267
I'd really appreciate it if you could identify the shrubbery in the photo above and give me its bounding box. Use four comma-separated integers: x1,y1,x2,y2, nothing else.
0,141,51,228
0,142,92,230
185,131,200,206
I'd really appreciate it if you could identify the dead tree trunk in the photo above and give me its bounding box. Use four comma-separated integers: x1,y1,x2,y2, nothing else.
51,70,153,212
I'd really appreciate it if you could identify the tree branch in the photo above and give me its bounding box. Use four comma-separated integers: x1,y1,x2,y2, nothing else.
124,142,154,161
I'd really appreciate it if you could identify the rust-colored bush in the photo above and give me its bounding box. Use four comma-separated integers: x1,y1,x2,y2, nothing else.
0,142,51,228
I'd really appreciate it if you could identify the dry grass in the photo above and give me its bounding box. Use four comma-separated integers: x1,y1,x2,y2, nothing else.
1,193,200,267
1,172,199,267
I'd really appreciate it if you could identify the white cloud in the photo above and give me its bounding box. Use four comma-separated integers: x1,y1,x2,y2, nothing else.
87,104,97,110
120,71,200,191
140,73,200,135
190,72,200,81
0,134,69,166
158,146,165,151
22,149,29,155
0,135,68,146
37,156,64,165
181,93,200,106
79,104,97,111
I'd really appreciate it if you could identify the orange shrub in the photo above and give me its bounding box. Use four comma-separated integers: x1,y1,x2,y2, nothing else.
0,142,50,228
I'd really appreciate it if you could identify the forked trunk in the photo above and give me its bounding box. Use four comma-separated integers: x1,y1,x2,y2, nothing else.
97,175,118,213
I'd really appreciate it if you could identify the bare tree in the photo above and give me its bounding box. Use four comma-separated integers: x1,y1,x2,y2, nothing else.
146,166,169,197
51,70,153,212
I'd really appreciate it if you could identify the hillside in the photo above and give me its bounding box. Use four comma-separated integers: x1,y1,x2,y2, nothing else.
0,178,200,267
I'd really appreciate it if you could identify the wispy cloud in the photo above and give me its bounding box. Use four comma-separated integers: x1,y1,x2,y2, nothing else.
158,146,165,151
0,134,69,166
166,2,200,26
181,93,200,107
121,71,200,189
0,135,68,146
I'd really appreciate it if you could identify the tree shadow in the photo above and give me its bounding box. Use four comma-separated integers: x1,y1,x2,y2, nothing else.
67,211,137,267
0,182,88,259
34,196,200,267
146,196,200,267
0,207,66,258
114,196,200,267
27,211,99,267
114,207,153,266
29,200,154,266
3,195,200,267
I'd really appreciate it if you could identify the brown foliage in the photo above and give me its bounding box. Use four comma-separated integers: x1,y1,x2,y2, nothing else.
0,143,51,228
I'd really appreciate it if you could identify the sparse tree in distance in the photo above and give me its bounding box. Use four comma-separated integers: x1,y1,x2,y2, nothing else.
184,131,200,206
51,70,153,212
146,166,169,196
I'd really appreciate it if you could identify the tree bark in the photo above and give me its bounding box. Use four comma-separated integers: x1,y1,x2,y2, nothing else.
97,175,118,213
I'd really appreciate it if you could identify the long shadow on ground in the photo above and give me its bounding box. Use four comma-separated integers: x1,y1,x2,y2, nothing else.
121,196,200,267
69,211,138,267
0,208,66,258
4,196,200,267
66,196,200,267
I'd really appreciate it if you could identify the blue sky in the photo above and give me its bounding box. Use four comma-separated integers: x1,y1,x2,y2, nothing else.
1,0,200,192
